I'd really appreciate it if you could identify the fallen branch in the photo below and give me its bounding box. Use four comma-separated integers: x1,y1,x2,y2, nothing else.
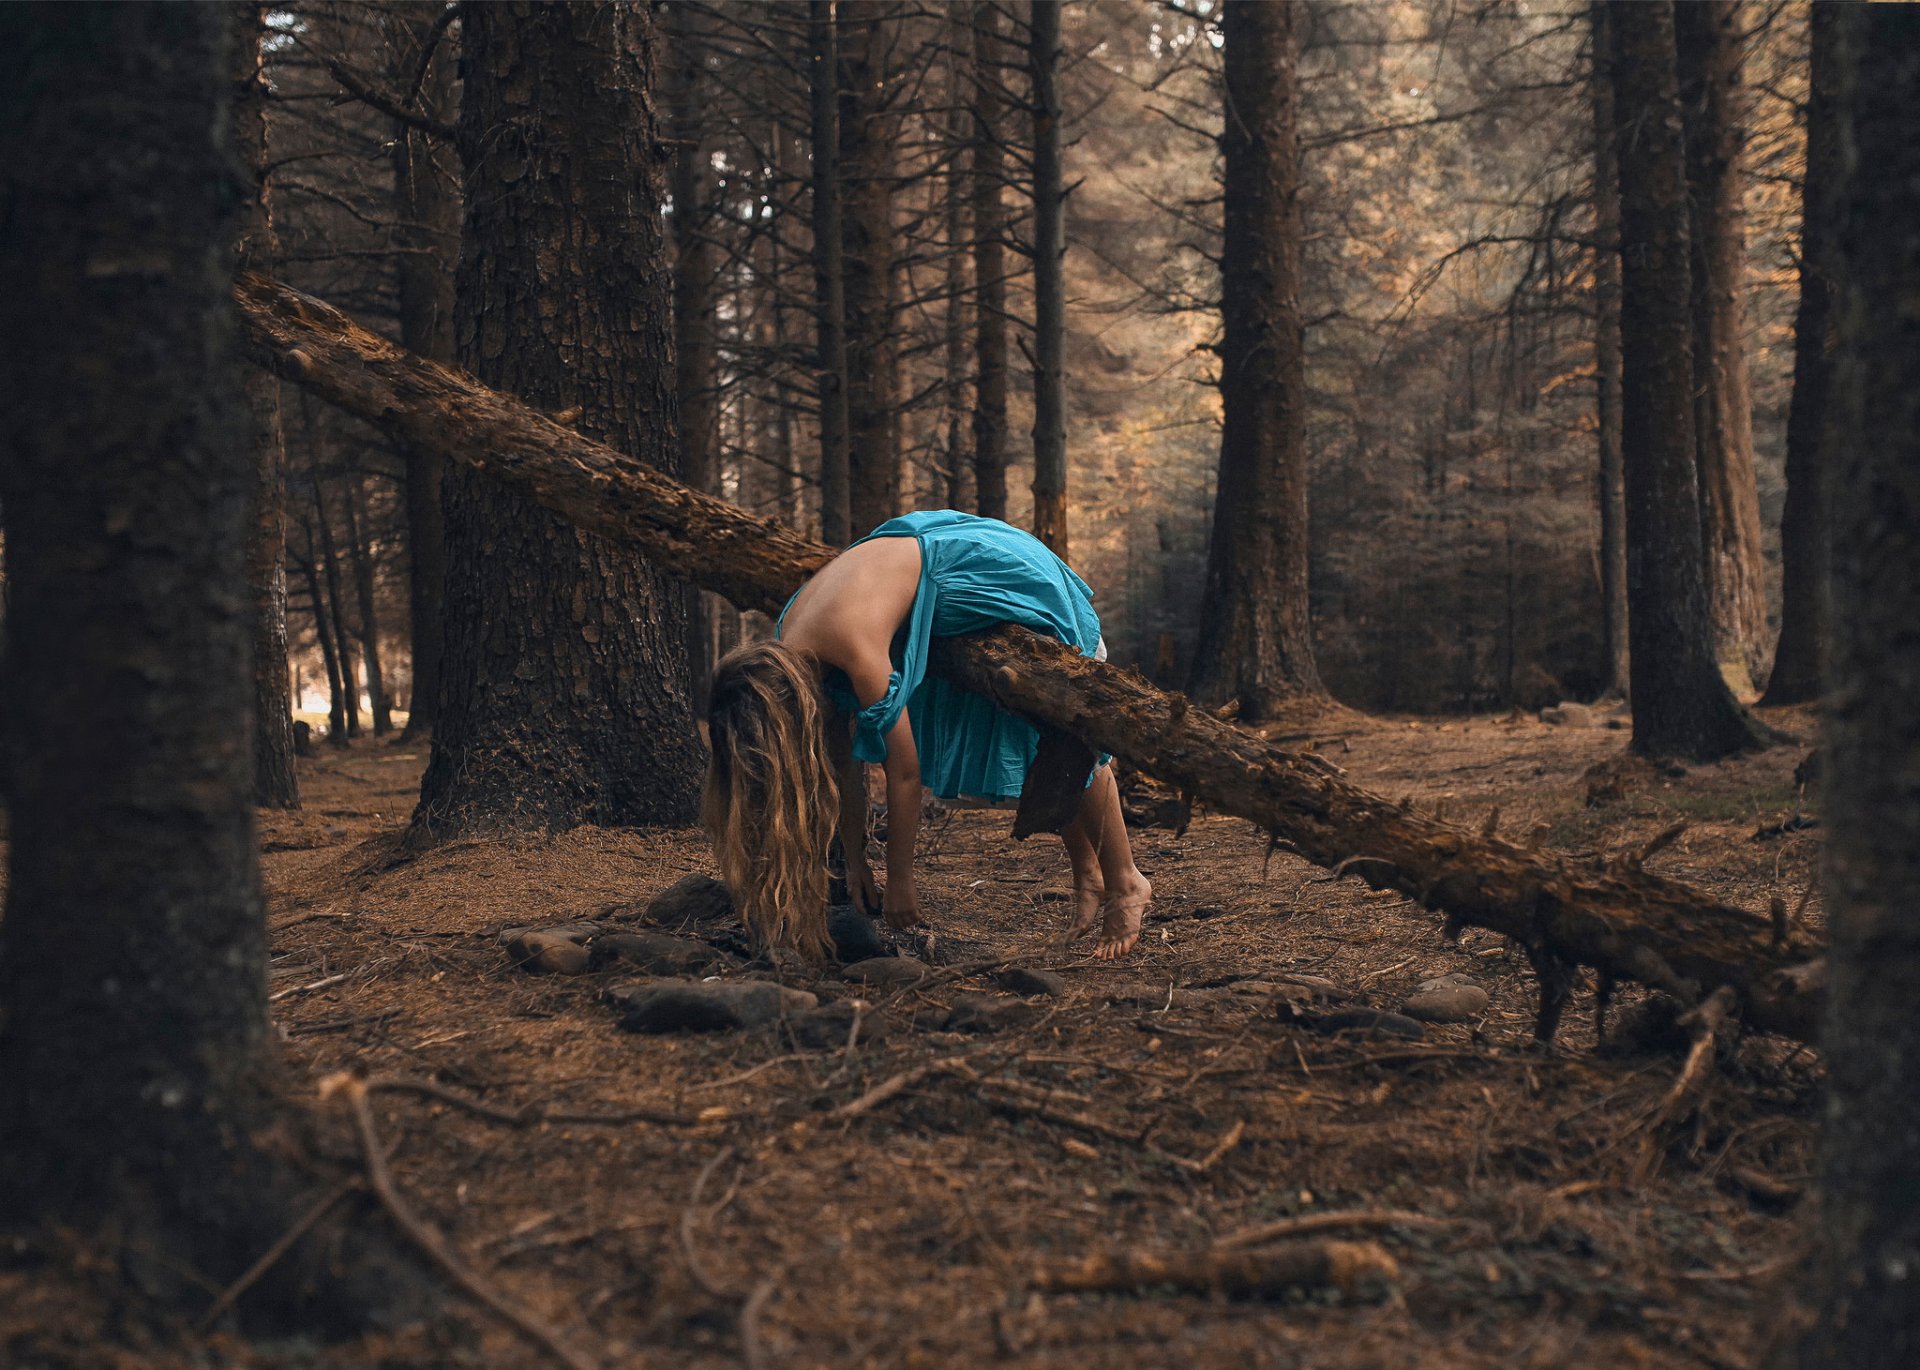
831,1054,981,1121
364,1073,713,1128
1631,985,1740,1184
1031,1239,1400,1300
198,1178,360,1330
322,1074,600,1370
233,272,1827,1045
1213,1207,1463,1252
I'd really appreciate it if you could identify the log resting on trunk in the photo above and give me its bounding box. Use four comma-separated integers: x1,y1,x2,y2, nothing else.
232,271,1827,1044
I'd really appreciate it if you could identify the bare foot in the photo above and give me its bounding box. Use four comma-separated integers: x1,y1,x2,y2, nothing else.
1064,876,1105,947
1094,871,1151,960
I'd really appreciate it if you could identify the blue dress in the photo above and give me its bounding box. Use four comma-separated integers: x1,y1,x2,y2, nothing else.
777,511,1104,800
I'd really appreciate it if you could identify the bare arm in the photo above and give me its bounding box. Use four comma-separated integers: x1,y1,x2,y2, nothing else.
879,712,923,928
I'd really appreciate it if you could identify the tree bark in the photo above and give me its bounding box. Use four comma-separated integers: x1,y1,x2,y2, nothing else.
234,0,300,808
972,0,1011,520
1028,0,1068,558
1797,7,1920,1361
1675,0,1769,696
809,0,853,544
1589,1,1631,702
1761,2,1839,707
1188,0,1325,720
943,26,975,513
344,473,392,735
840,1,902,538
416,0,704,840
1608,1,1768,761
384,2,458,742
236,270,1827,1044
311,466,363,739
295,533,350,747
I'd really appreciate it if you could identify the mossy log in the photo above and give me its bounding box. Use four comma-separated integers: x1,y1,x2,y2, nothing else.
233,271,1826,1044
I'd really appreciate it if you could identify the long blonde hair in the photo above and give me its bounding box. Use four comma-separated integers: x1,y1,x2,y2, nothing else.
702,638,840,956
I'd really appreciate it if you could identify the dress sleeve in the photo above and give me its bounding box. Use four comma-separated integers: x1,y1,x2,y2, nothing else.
849,559,938,765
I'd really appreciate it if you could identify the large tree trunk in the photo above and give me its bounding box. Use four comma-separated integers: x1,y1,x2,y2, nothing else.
840,1,902,538
235,270,1828,1045
1761,3,1839,707
1589,1,1631,702
385,3,458,742
1188,0,1325,720
1675,0,1769,697
1797,8,1920,1362
971,0,1011,521
416,0,703,840
234,0,300,807
942,29,975,514
1028,0,1068,558
0,3,407,1324
1608,1,1768,761
809,0,853,544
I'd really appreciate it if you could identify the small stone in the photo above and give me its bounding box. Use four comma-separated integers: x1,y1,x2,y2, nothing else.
1402,982,1490,1023
607,978,816,1033
590,931,729,976
945,992,1038,1034
504,930,591,976
1540,702,1595,728
840,956,929,988
991,967,1068,998
1307,1008,1428,1040
827,905,889,964
788,1000,893,1050
642,874,735,928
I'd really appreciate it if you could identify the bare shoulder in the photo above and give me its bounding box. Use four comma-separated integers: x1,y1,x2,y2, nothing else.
780,536,923,676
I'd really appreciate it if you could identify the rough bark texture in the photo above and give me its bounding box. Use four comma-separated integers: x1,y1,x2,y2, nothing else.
235,271,1827,1044
1188,0,1325,720
1761,2,1838,707
1675,0,1769,696
1028,0,1068,559
385,2,458,740
1608,1,1768,761
840,1,902,539
417,0,703,839
1798,7,1920,1361
234,0,300,807
809,0,853,544
344,474,391,735
312,470,363,738
971,0,1011,521
1589,1,1630,702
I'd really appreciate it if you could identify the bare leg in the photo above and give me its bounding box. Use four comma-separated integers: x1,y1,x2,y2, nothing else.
1072,765,1151,959
1061,818,1105,944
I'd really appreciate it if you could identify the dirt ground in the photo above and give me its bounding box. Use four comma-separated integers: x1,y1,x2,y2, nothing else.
14,706,1827,1368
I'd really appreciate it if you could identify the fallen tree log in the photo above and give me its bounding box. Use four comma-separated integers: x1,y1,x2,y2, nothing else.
232,271,1826,1044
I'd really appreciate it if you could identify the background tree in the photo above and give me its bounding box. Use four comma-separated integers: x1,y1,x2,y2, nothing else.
1590,0,1630,702
1028,0,1068,556
413,0,703,838
971,0,1012,521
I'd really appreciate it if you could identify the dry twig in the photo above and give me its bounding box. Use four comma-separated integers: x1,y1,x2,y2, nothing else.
1212,1207,1462,1252
197,1179,360,1330
1032,1239,1400,1299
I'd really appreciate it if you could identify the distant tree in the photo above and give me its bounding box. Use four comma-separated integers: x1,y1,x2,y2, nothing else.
1796,9,1920,1366
235,0,300,805
840,0,903,537
972,0,1012,521
1675,0,1769,695
810,0,854,543
1589,0,1630,701
1029,0,1068,556
414,0,703,838
1188,0,1324,720
1607,0,1767,760
343,472,392,735
1762,2,1839,706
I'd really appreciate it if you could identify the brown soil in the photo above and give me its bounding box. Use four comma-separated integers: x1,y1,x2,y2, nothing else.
9,708,1826,1368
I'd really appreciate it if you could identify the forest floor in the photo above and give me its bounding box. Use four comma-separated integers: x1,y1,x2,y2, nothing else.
13,704,1827,1369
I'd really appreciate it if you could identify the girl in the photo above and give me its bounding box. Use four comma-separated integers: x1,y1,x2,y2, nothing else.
703,511,1151,960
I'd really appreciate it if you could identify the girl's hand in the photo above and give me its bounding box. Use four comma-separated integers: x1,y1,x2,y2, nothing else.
882,881,924,929
852,863,882,919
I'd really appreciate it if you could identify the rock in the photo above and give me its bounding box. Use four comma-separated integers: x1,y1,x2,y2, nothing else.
504,930,592,976
608,978,816,1034
827,905,889,964
840,956,930,988
1540,702,1595,728
642,874,735,928
788,1000,893,1050
945,993,1039,1034
590,931,730,976
1401,979,1490,1023
991,967,1068,998
1305,1008,1428,1041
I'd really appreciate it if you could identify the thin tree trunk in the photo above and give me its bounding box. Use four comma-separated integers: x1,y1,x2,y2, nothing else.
234,0,299,807
810,0,853,544
1590,0,1630,701
1029,0,1068,556
386,3,458,742
943,88,975,512
1797,8,1920,1362
311,468,362,739
841,1,901,538
1608,0,1767,761
1188,0,1324,720
1675,0,1769,695
1761,2,1839,706
296,539,349,749
416,0,704,840
343,474,391,735
972,0,1011,520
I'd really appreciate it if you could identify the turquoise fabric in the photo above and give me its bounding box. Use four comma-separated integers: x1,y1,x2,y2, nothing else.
777,511,1104,800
